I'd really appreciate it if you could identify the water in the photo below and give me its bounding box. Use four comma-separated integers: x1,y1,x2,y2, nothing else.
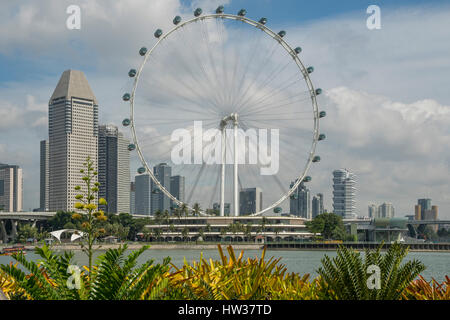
1,248,449,282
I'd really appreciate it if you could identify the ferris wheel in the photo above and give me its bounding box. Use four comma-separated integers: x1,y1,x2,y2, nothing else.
121,6,326,217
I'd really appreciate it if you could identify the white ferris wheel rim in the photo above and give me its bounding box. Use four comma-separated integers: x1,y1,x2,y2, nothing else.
128,13,321,217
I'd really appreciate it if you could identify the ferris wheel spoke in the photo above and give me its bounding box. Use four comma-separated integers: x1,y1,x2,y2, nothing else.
230,39,280,111
235,59,295,114
162,29,224,113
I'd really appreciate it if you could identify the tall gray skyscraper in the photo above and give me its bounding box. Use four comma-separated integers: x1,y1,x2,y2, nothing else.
48,70,98,211
98,124,130,214
130,182,135,215
239,187,262,215
312,193,324,218
170,175,185,211
290,180,311,219
135,174,151,215
40,140,49,211
151,163,172,214
332,169,356,219
0,163,23,212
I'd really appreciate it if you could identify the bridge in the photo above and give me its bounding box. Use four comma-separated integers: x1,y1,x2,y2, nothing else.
0,211,151,243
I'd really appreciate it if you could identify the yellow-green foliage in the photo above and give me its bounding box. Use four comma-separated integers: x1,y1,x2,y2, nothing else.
402,275,450,300
168,245,320,300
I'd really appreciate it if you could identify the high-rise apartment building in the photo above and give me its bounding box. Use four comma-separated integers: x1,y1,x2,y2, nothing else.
151,163,172,214
332,169,356,219
40,140,49,211
98,124,130,214
312,193,324,218
135,174,151,215
48,70,98,211
0,164,23,212
290,180,311,219
239,187,262,215
379,202,395,218
368,204,378,218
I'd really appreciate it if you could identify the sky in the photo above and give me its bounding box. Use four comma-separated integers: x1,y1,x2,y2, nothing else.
0,0,449,218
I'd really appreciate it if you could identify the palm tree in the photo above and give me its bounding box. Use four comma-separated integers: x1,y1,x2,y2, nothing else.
317,242,426,300
192,203,201,217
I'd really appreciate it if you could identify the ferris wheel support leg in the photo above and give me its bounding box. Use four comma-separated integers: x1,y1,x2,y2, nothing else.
233,118,239,217
220,129,226,217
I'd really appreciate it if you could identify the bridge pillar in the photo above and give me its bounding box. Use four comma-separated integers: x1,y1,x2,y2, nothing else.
0,221,6,243
11,220,18,242
31,220,37,228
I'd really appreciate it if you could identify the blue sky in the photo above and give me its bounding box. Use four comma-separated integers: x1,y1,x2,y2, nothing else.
0,0,449,217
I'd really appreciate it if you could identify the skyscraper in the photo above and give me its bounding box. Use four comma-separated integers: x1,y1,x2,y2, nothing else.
151,163,172,214
48,70,98,211
135,174,151,215
130,182,135,215
40,140,49,211
289,180,311,219
312,193,324,218
368,204,378,218
98,124,130,214
0,164,23,212
239,187,262,215
379,202,395,218
332,169,356,219
170,175,185,211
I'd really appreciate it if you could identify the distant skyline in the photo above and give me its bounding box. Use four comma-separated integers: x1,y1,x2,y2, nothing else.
0,0,449,218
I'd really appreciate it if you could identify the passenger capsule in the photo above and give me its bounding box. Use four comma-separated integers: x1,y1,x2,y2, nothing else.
312,156,321,163
307,66,314,74
319,111,326,118
152,189,160,194
154,29,163,38
139,47,147,56
238,9,247,16
127,144,136,151
318,134,326,141
259,17,267,25
194,8,202,17
122,118,131,127
137,167,146,174
128,69,136,77
274,207,282,213
290,194,298,200
173,16,182,25
216,5,225,14
278,30,286,38
294,47,302,54
303,176,312,182
315,88,322,95
122,93,131,101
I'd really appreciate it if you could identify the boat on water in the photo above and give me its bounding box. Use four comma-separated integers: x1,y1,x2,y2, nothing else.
0,244,27,256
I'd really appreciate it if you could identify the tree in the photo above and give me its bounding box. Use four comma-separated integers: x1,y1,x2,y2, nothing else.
191,203,201,217
71,157,108,287
306,212,347,240
16,224,38,243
